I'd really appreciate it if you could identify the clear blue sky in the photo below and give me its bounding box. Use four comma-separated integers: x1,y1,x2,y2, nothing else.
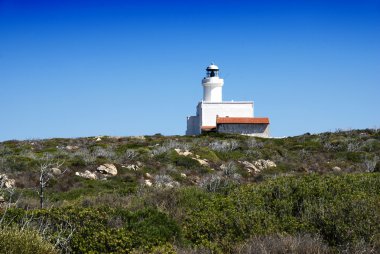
1,0,379,141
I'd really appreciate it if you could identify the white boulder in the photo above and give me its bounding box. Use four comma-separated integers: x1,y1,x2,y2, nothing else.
238,161,259,173
96,164,117,176
75,170,97,180
332,166,341,172
253,159,277,171
145,179,153,186
0,174,15,189
174,148,193,157
239,159,276,173
194,158,209,166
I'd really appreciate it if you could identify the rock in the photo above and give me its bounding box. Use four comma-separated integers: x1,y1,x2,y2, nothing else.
126,164,140,171
0,174,15,189
97,164,117,176
95,137,102,142
174,148,193,157
75,170,97,180
145,179,152,187
180,173,187,178
253,159,277,171
239,159,276,173
238,161,259,173
183,151,193,156
194,158,209,166
51,167,62,175
145,173,153,178
0,196,4,203
332,166,341,172
65,145,79,151
6,179,15,188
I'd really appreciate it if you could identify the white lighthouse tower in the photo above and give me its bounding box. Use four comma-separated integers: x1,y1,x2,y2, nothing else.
202,63,224,102
186,63,270,137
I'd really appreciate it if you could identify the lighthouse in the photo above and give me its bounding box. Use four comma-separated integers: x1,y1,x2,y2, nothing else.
202,63,224,102
186,63,270,137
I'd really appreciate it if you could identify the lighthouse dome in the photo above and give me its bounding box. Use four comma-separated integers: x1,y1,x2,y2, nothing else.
206,63,219,70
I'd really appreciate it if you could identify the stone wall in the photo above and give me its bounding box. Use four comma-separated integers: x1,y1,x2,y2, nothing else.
217,123,269,137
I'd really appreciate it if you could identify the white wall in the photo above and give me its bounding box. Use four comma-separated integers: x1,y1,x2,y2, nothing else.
186,116,200,135
202,77,223,102
200,101,254,127
203,86,222,102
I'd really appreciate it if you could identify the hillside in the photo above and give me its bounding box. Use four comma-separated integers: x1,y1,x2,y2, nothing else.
1,129,380,253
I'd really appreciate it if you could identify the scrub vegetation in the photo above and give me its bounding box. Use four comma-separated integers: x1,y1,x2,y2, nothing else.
1,128,380,253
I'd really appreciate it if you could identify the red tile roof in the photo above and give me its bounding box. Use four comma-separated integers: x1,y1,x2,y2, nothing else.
201,126,217,131
216,117,270,124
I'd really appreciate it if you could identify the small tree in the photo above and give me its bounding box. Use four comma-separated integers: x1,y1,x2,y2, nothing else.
38,156,65,209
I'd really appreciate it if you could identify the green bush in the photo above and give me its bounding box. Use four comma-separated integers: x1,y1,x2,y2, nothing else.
68,155,86,167
168,151,201,169
1,207,181,253
180,173,380,252
193,147,220,163
3,156,38,172
345,151,364,162
0,227,58,254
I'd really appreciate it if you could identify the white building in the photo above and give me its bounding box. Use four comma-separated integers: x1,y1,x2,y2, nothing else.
186,63,270,137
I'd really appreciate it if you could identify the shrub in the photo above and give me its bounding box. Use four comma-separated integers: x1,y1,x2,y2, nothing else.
193,147,220,163
68,155,86,167
154,174,178,188
72,148,96,164
0,227,58,254
171,154,201,169
181,173,380,251
3,156,38,172
199,174,224,192
209,140,240,152
152,140,191,156
234,234,329,254
246,137,264,149
1,207,181,253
